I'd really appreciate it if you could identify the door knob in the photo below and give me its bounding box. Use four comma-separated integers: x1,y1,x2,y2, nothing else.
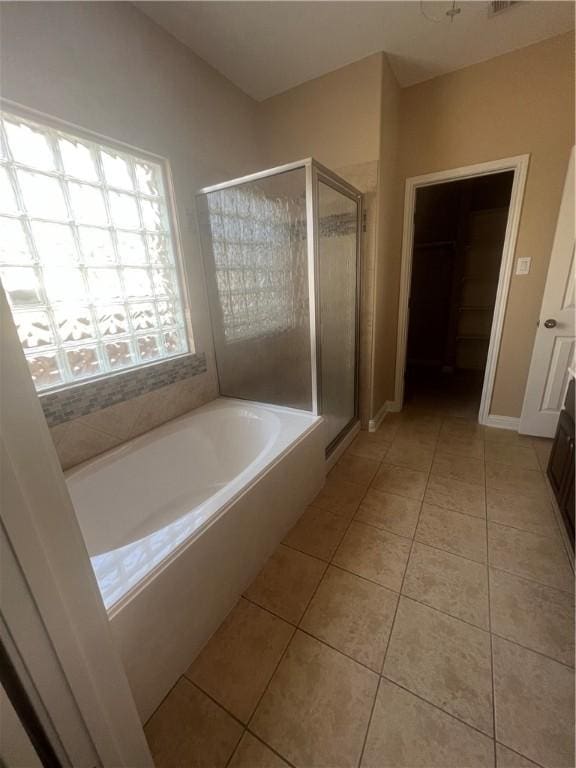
544,318,557,328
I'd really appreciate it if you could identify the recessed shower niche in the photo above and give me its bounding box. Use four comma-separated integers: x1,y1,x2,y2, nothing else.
197,159,362,454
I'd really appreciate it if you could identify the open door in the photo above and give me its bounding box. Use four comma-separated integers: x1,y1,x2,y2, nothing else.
520,148,575,437
0,287,153,767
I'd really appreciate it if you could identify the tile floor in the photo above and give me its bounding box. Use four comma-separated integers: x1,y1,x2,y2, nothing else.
145,407,575,768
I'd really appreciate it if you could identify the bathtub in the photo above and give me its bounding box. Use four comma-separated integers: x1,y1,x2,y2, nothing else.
66,397,324,720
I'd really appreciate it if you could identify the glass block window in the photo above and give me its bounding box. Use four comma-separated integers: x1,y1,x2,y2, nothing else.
205,181,307,343
0,112,189,391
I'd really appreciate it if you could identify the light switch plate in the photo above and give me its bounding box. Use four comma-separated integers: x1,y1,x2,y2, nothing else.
516,257,531,275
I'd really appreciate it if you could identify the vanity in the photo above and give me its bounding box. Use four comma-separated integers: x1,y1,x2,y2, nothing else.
547,376,575,548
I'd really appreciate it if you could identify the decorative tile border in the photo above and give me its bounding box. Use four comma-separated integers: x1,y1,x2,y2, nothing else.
40,352,207,427
319,211,357,237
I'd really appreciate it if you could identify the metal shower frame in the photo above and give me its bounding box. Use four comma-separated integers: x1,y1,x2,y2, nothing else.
198,158,363,455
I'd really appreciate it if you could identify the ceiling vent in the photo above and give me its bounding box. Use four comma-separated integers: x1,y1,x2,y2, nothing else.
488,1,519,17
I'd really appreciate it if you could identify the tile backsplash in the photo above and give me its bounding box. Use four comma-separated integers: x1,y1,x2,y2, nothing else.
41,352,208,427
48,361,218,470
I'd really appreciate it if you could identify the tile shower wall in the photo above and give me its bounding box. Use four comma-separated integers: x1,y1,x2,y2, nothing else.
51,367,218,470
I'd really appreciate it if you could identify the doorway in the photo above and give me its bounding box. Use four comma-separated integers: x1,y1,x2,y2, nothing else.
395,156,529,424
405,172,513,416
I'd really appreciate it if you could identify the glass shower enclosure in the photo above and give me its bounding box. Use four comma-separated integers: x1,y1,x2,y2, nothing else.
196,159,362,454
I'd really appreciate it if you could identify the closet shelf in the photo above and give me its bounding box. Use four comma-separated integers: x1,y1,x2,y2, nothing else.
414,240,456,248
456,334,490,341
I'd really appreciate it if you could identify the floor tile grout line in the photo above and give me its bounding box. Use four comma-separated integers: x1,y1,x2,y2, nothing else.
199,676,301,768
407,531,488,566
324,559,490,636
487,519,573,570
418,498,488,524
245,729,299,768
294,626,383,676
352,534,576,638
398,591,490,633
241,480,377,762
485,516,566,543
238,415,564,768
379,673,496,742
280,548,573,669
244,475,377,768
328,560,404,595
344,516,416,543
359,484,428,506
181,602,375,728
242,590,390,677
412,531,487,566
483,432,499,768
380,521,424,673
149,413,565,768
142,675,181,728
383,415,497,745
356,675,384,768
251,426,573,714
184,677,248,731
494,740,548,768
350,514,421,541
282,494,362,561
280,539,342,564
366,475,566,540
421,502,488,522
165,680,249,768
242,623,298,746
490,629,576,671
487,559,575,596
357,432,434,768
241,593,299,628
341,418,428,768
488,562,575,596
222,735,244,768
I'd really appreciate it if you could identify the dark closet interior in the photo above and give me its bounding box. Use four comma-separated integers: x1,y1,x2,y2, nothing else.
405,171,514,416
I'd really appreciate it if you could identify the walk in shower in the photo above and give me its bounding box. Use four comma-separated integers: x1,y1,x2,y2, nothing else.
197,159,362,454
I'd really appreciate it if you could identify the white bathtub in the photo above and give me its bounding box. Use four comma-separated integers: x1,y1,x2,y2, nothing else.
66,397,324,720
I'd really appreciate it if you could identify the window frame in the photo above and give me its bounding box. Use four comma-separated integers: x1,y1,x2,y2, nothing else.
0,101,195,394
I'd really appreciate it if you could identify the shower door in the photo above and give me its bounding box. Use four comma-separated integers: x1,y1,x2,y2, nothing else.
316,175,360,451
198,167,313,411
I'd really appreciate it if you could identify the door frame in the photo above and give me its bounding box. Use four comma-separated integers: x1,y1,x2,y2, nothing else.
0,288,153,767
394,154,530,424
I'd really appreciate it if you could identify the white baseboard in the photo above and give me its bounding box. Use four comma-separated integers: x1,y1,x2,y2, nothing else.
368,400,401,432
483,414,520,431
368,404,387,433
325,421,361,472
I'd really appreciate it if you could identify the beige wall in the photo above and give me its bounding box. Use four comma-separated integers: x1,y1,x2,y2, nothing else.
260,33,575,422
373,32,575,418
0,1,264,466
2,4,573,451
259,53,383,170
371,56,401,418
259,53,401,426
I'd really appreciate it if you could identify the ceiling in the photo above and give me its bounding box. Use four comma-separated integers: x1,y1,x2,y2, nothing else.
137,1,575,101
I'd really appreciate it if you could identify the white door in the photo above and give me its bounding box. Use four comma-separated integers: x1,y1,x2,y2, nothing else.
0,288,154,767
520,148,575,437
